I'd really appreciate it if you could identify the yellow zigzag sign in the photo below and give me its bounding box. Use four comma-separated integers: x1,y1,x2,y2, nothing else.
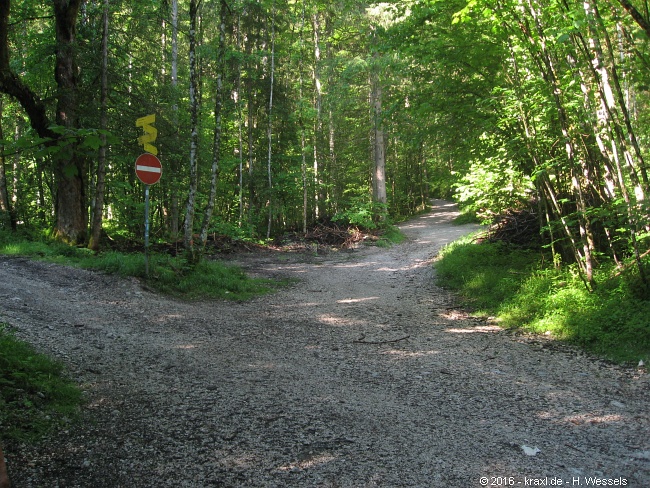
136,114,158,155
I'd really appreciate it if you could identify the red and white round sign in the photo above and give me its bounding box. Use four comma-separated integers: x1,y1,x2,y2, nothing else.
135,153,162,185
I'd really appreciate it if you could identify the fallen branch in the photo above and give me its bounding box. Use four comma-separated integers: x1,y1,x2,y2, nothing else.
353,335,410,345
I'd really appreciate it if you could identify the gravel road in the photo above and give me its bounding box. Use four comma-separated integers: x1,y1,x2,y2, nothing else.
1,199,648,487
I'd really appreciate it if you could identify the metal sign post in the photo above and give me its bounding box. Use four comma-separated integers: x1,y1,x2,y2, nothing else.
144,184,150,277
136,115,162,278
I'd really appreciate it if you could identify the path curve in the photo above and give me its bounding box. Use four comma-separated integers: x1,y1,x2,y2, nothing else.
1,200,648,487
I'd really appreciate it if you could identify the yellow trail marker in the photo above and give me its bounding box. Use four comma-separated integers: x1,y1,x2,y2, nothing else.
136,114,158,155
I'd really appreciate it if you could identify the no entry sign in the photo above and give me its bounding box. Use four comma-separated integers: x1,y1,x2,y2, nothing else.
135,153,162,185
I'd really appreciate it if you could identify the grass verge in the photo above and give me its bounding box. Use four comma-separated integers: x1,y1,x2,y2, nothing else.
452,209,482,225
76,252,277,300
0,324,83,442
435,234,650,364
373,225,407,248
0,229,276,301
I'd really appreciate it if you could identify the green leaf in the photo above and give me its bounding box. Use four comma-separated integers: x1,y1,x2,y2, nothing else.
81,134,103,150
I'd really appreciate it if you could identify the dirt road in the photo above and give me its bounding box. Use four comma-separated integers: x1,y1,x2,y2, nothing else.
2,200,648,487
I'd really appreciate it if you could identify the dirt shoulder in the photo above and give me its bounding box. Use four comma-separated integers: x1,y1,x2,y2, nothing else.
1,200,648,487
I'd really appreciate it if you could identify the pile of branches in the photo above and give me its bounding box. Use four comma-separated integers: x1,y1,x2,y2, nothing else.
486,207,542,248
305,219,364,249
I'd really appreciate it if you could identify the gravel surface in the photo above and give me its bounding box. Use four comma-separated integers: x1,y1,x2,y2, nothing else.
1,199,648,488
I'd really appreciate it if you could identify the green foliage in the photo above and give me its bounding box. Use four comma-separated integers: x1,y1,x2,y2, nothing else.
436,235,539,311
368,225,407,248
379,225,406,245
0,228,92,259
146,256,276,300
436,237,650,364
0,325,82,442
332,196,389,230
453,210,481,225
455,150,534,221
1,0,479,245
208,220,261,243
76,251,275,300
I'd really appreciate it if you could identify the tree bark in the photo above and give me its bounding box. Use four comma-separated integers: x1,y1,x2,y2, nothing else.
184,0,200,257
170,0,180,238
89,0,110,251
266,0,276,239
199,0,227,249
236,8,244,226
52,0,87,244
312,12,323,220
299,1,308,234
0,96,14,229
370,58,386,207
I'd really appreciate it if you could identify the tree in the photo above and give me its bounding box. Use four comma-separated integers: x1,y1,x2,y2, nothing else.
184,0,201,256
266,0,276,238
0,0,87,244
89,0,110,251
441,0,650,286
199,0,229,249
0,96,14,229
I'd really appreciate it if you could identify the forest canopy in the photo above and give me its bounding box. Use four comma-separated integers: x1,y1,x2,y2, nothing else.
0,0,649,286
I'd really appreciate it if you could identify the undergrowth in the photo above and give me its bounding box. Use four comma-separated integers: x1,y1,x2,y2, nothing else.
0,324,83,442
374,225,407,248
452,209,482,225
435,234,650,364
0,229,274,301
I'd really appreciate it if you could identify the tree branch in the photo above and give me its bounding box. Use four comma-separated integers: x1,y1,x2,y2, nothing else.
0,0,56,140
617,0,650,39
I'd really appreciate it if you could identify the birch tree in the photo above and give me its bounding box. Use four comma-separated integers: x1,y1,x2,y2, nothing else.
199,0,228,249
184,0,201,257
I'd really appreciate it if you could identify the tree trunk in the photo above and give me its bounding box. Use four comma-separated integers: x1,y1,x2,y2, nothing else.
370,58,386,208
0,443,10,488
0,96,14,229
520,0,593,286
299,1,308,234
170,0,180,238
266,0,276,239
243,8,257,218
596,6,649,195
89,0,110,251
581,0,646,283
199,0,227,248
312,12,323,220
184,0,200,257
52,0,87,245
0,0,55,142
236,8,244,226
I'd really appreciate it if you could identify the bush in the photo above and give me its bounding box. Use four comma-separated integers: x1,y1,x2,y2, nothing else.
454,153,533,221
332,197,389,230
